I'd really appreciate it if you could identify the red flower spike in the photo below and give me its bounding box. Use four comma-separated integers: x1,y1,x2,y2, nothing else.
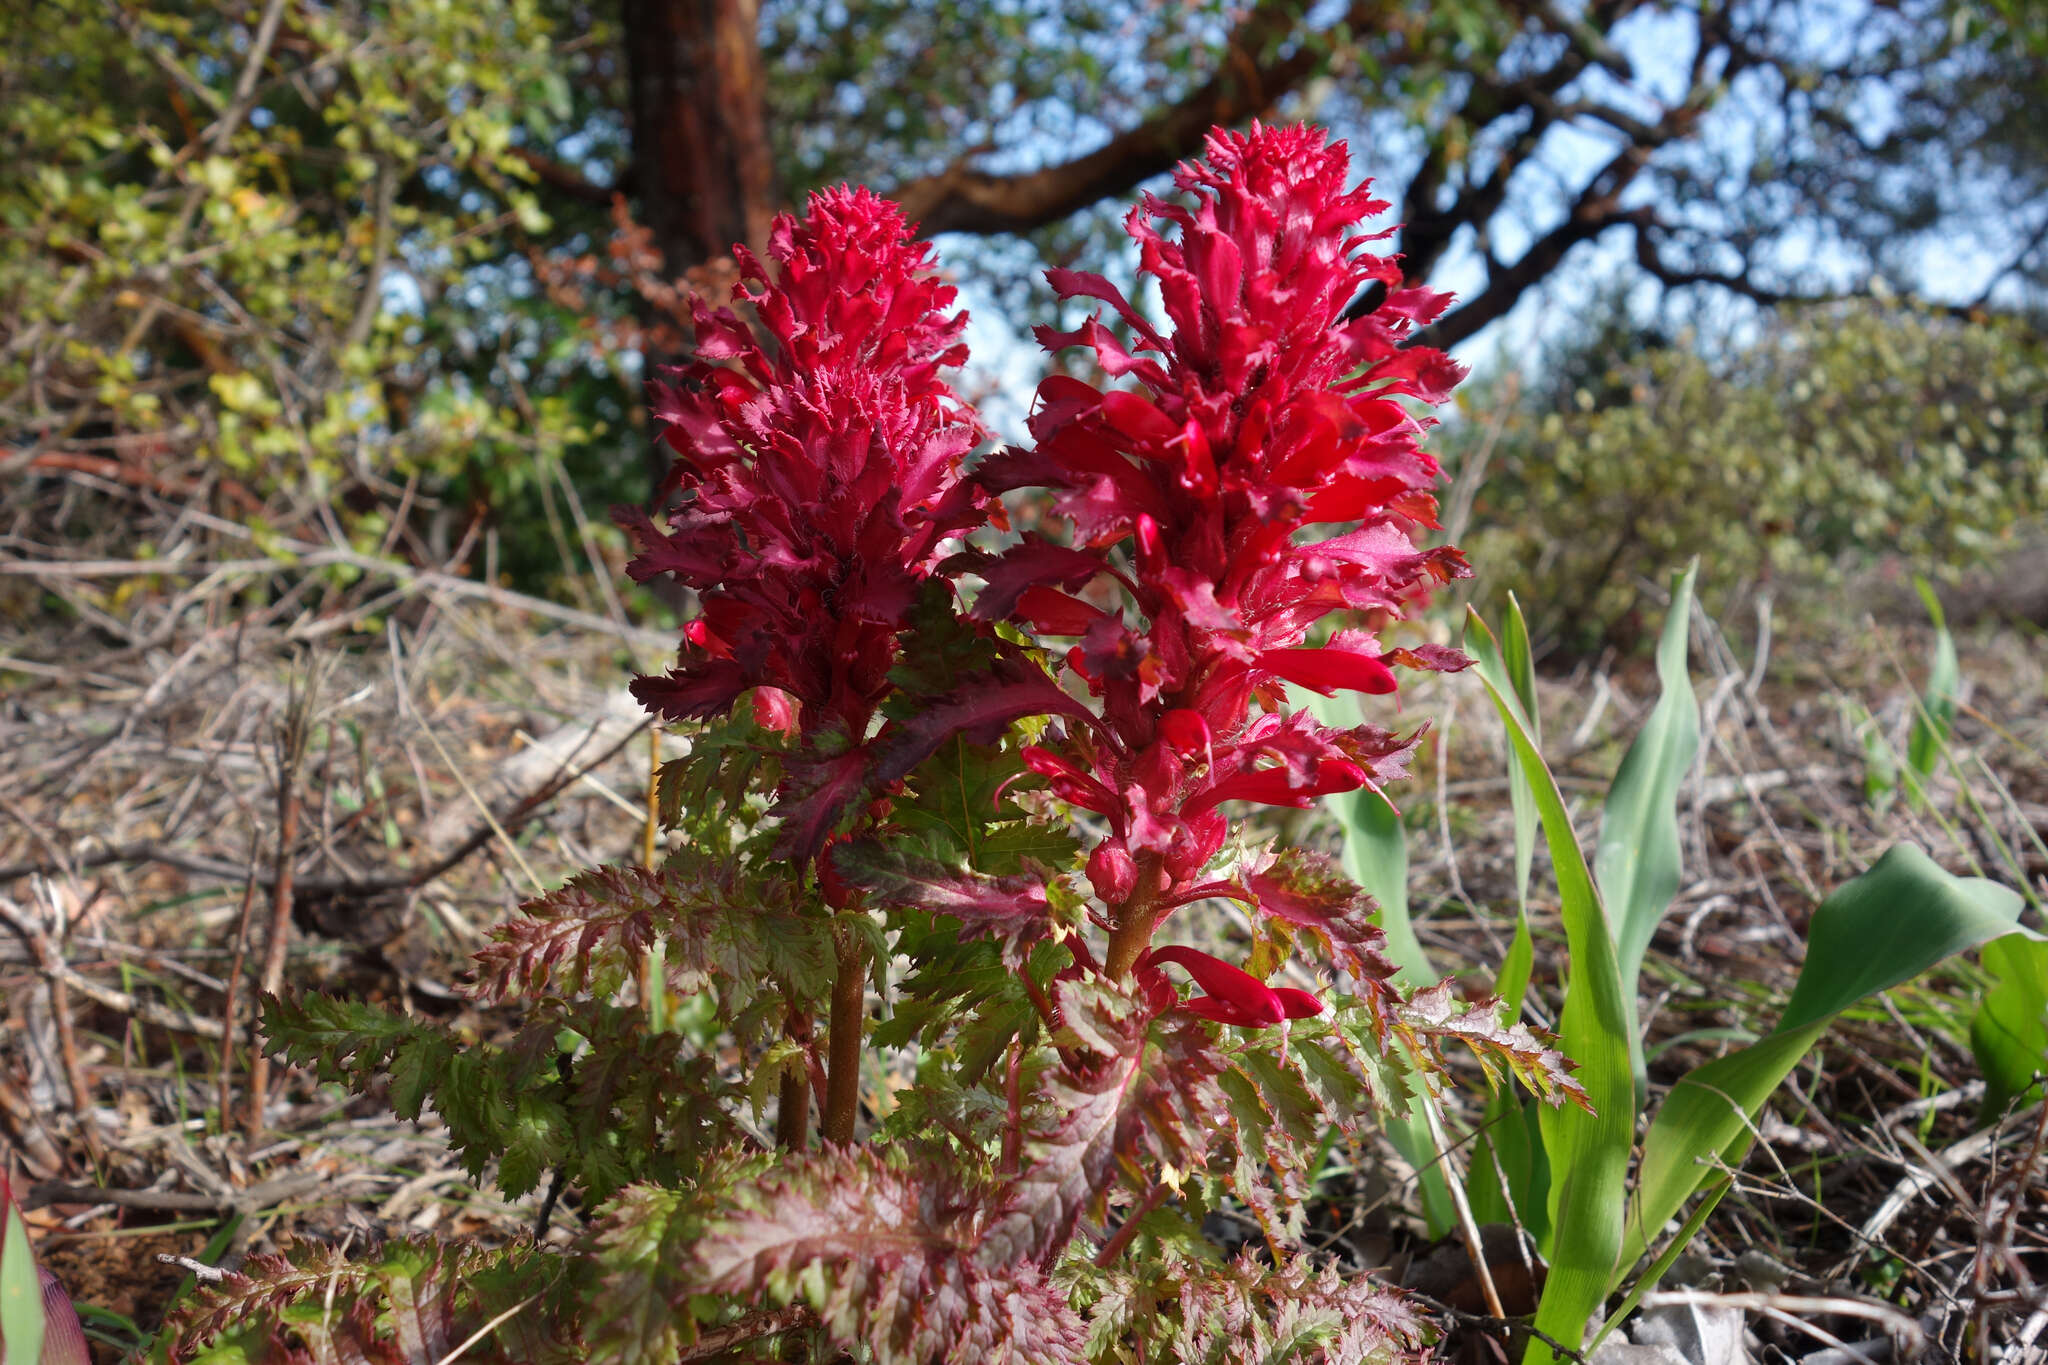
622,186,991,744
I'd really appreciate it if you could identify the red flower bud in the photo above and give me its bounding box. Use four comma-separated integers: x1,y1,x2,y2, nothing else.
1157,708,1212,757
751,686,800,736
1086,840,1138,903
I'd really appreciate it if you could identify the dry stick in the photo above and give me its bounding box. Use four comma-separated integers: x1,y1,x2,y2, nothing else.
216,858,263,1130
0,716,651,896
1418,1082,1508,1320
245,661,318,1137
31,1171,326,1215
642,725,661,869
22,880,101,1166
822,927,867,1146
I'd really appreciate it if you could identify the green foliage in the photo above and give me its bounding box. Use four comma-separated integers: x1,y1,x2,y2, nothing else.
1459,587,2033,1363
2,0,632,577
1459,304,2048,651
161,1236,566,1364
1971,934,2048,1116
0,1180,46,1365
1904,578,1962,807
1592,563,1701,1102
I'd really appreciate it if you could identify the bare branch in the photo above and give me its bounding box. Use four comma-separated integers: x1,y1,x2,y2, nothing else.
891,0,1398,239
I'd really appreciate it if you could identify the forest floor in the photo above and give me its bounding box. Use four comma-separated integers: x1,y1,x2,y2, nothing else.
2,498,2044,1362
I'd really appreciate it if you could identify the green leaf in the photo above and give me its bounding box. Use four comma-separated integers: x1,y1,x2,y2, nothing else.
1904,577,1959,799
1593,562,1700,1101
1466,609,1633,1365
1335,787,1430,988
1308,689,1455,1236
1466,1094,1550,1245
1,1179,46,1365
1503,591,1542,927
1621,846,2028,1278
1972,934,2048,1117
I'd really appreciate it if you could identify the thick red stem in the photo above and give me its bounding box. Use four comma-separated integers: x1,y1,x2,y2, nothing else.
822,925,866,1145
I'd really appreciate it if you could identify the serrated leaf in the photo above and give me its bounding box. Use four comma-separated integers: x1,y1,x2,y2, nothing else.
1396,984,1589,1111
833,840,1054,963
1243,847,1400,992
981,981,1225,1269
1166,1251,1429,1365
691,1149,1087,1365
470,857,830,1016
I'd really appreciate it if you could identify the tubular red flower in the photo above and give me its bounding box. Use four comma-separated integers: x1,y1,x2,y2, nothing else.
1020,745,1124,823
1143,946,1325,1027
1014,585,1106,637
1182,758,1369,816
1256,646,1399,697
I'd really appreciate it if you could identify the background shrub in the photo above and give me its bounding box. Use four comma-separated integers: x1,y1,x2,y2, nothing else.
1456,301,2048,653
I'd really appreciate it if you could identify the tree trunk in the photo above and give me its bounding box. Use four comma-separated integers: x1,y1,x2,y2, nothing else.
621,0,778,281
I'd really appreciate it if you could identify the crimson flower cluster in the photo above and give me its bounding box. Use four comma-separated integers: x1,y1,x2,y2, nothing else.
620,186,987,745
966,123,1471,1015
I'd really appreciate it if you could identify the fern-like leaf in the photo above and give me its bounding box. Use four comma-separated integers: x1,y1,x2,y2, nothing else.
1166,1251,1430,1365
1395,984,1589,1110
689,1148,1088,1365
833,839,1057,964
469,857,831,1018
161,1237,561,1364
979,979,1227,1269
1244,847,1400,994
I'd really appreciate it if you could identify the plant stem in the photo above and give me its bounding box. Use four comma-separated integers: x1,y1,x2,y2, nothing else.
776,1006,812,1149
247,662,317,1138
1102,863,1166,980
822,924,866,1145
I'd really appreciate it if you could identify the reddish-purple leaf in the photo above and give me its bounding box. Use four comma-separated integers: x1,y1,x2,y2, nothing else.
831,841,1053,962
1242,847,1399,986
690,1150,1088,1365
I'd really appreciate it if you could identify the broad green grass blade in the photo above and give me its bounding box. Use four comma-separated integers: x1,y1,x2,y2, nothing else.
1621,845,2028,1272
1904,577,1958,801
1971,933,2048,1117
1499,594,1541,1018
1595,1178,1728,1349
1307,689,1434,984
1309,690,1456,1236
1468,610,1634,1365
1469,596,1541,1229
1337,786,1434,989
1331,782,1458,1234
1593,563,1700,1102
0,1179,46,1365
1466,1092,1551,1244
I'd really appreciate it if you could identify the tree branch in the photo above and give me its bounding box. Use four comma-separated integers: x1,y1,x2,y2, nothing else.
890,0,1398,238
1418,145,1658,350
510,146,632,207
